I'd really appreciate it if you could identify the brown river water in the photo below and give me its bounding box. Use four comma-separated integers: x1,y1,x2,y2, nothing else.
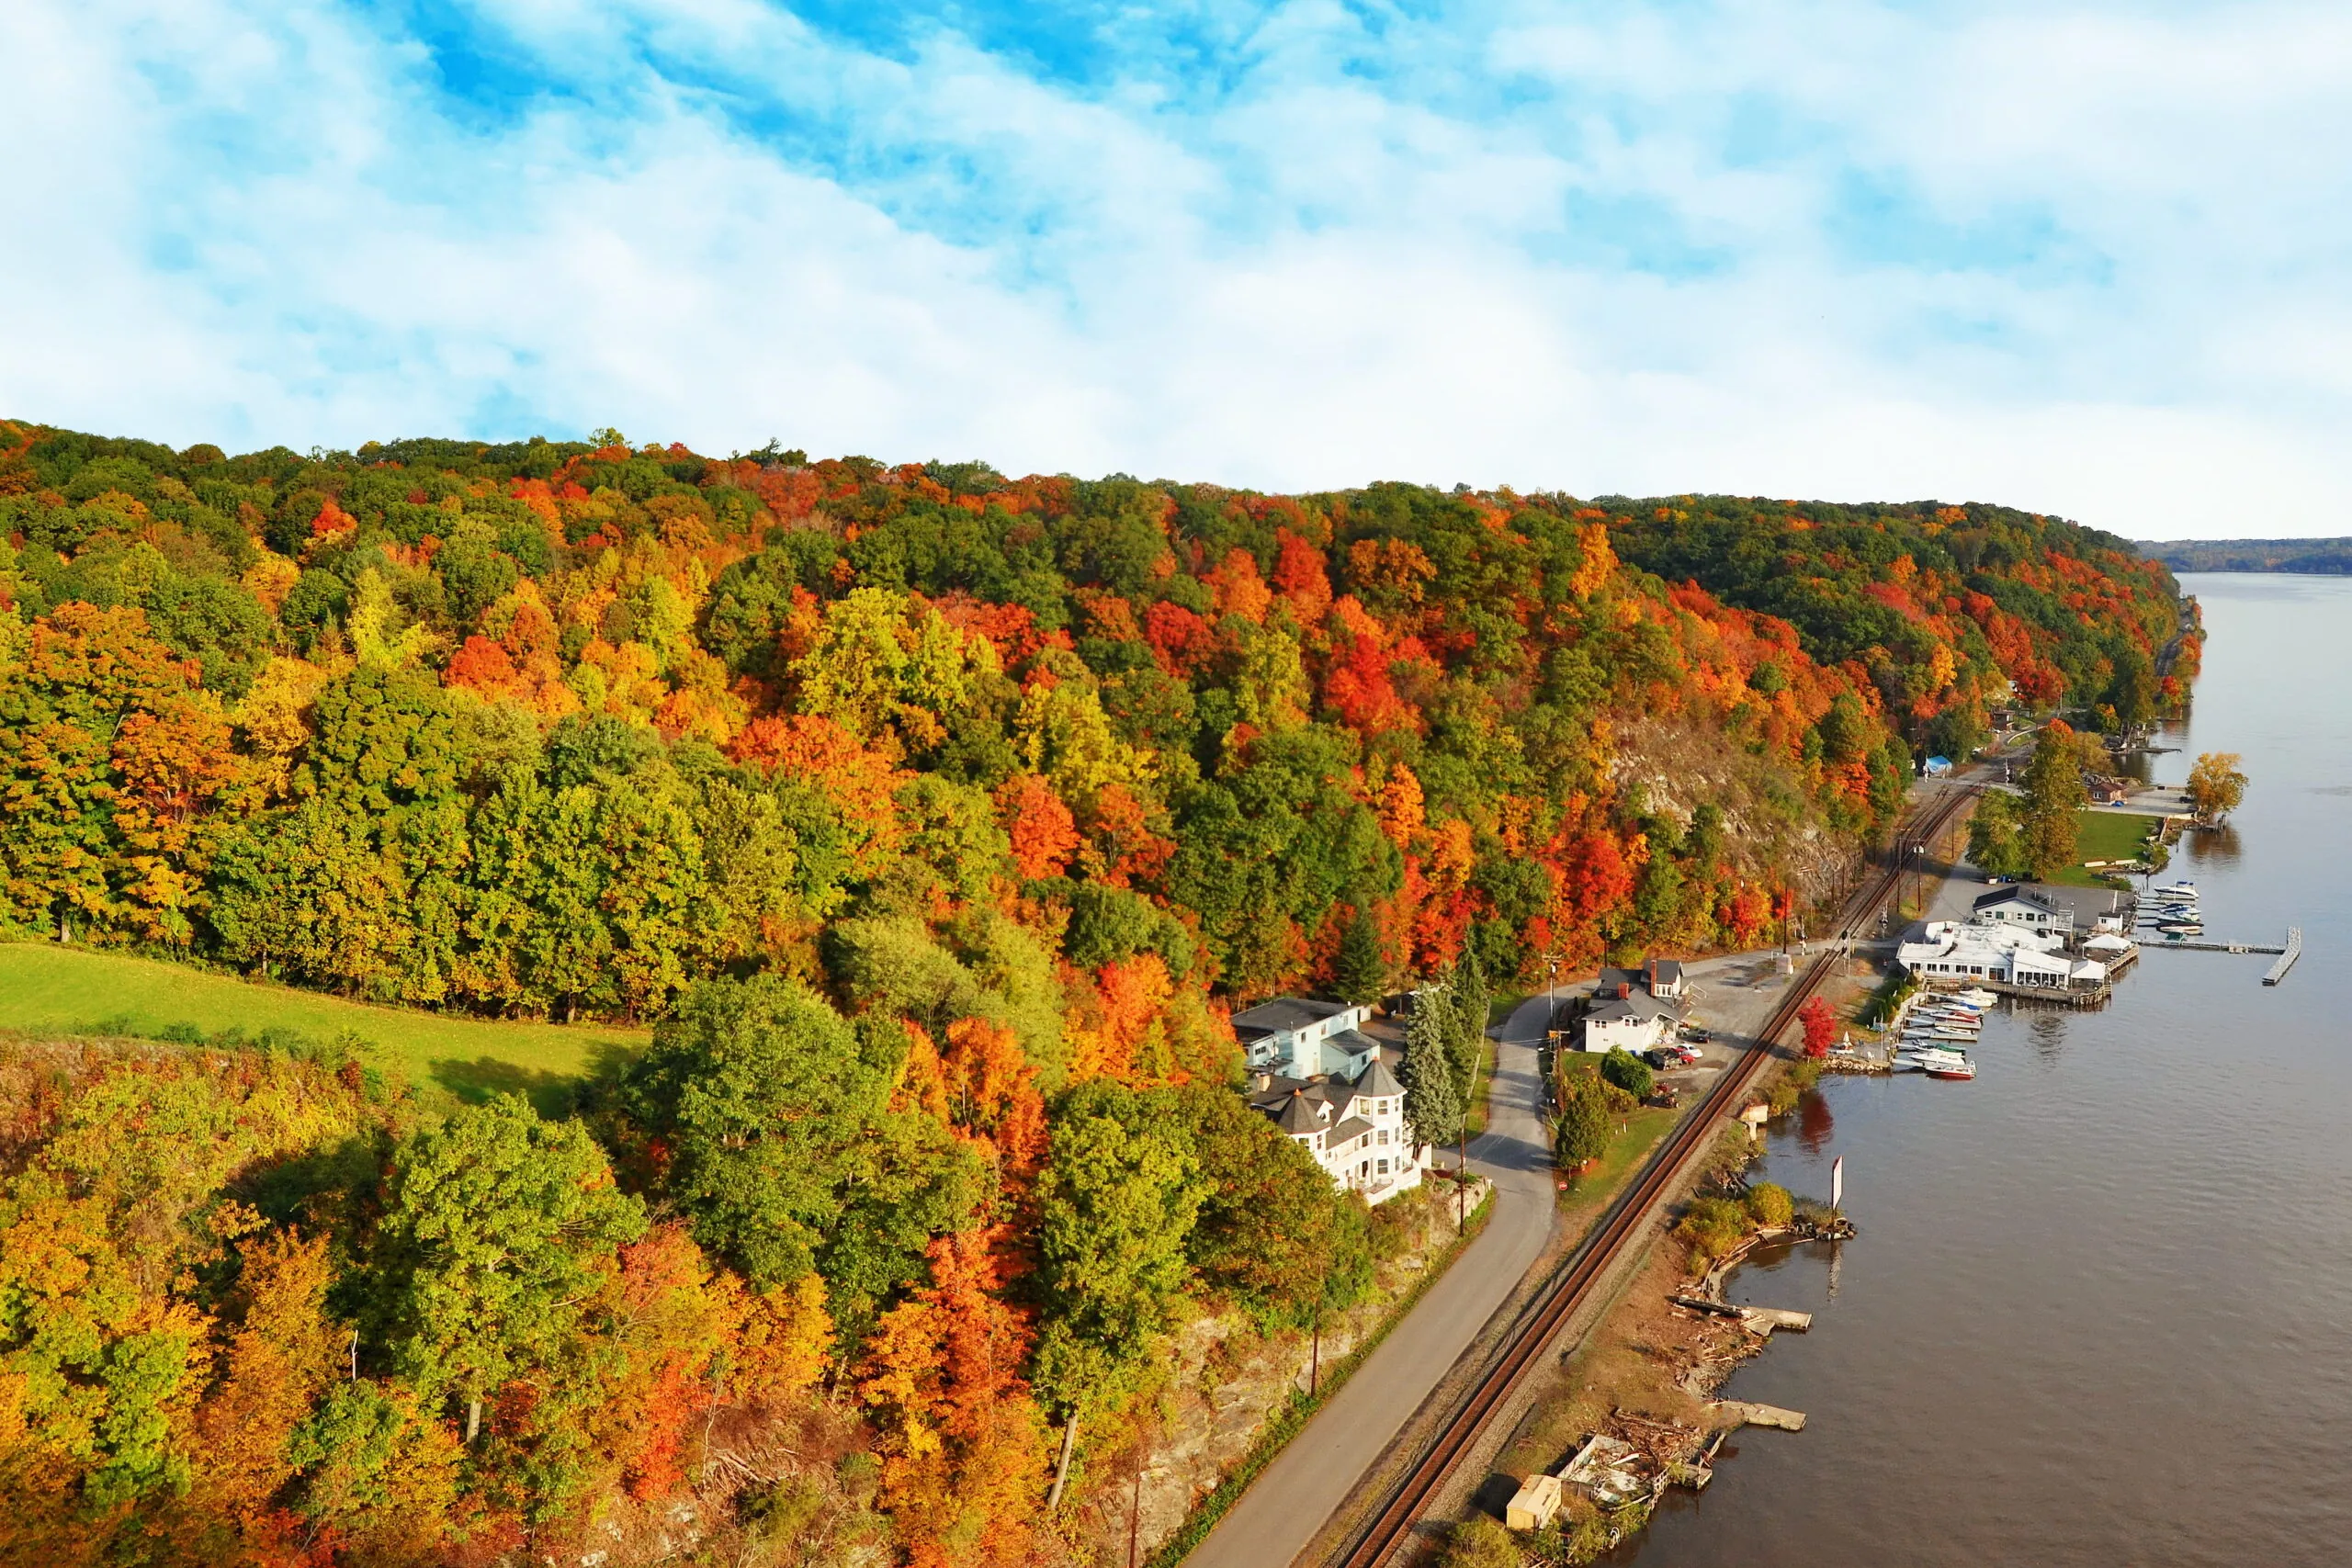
1620,574,2352,1567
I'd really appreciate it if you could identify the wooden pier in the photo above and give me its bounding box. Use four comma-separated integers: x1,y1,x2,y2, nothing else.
2266,928,2302,986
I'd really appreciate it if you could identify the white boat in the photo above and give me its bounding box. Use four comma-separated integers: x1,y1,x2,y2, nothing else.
2154,881,2197,899
1905,1029,1979,1045
1912,1007,1982,1027
1910,1016,1981,1034
1953,987,1998,1008
1905,1046,1977,1080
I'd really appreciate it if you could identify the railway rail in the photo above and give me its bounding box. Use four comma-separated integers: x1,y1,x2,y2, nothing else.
1327,784,1978,1568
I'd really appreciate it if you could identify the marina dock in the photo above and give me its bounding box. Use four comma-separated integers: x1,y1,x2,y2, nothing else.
2265,928,2302,986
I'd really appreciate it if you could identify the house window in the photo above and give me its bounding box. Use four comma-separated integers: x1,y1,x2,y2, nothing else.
1377,1159,1389,1175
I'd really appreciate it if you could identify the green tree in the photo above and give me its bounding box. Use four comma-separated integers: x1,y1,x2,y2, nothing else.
1333,905,1386,1005
1028,1080,1205,1422
2021,723,2088,879
1451,949,1491,1090
1600,1046,1653,1100
621,976,982,1337
1399,990,1464,1153
371,1097,646,1444
1966,789,2030,879
1166,1083,1373,1331
1553,1071,1620,1170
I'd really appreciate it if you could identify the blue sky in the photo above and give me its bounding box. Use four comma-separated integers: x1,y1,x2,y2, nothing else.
6,0,2348,537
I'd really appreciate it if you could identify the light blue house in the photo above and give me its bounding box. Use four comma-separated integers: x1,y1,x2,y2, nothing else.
1231,997,1380,1080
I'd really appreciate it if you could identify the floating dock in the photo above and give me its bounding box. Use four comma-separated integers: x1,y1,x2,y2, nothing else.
2265,928,2302,986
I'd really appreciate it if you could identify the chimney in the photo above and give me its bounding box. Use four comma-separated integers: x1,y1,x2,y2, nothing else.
1617,981,1631,1000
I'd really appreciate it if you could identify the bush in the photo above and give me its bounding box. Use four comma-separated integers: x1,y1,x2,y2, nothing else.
1678,1194,1749,1263
1746,1181,1794,1228
1599,1047,1653,1100
1442,1515,1523,1568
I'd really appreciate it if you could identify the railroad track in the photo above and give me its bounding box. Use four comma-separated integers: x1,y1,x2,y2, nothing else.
1328,784,1979,1568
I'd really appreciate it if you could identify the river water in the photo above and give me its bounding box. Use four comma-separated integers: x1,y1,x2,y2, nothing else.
1623,573,2352,1567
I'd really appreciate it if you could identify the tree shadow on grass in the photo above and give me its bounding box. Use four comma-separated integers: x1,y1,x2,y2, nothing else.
429,1037,647,1119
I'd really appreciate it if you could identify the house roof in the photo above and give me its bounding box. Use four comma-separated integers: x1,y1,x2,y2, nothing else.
1274,1093,1324,1135
1973,886,2060,911
1648,958,1684,982
1585,998,1642,1023
1326,1115,1374,1146
1354,1057,1404,1098
1595,966,1644,996
1231,997,1355,1035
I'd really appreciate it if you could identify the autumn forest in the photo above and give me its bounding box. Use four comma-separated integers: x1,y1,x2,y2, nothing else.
0,421,2188,1565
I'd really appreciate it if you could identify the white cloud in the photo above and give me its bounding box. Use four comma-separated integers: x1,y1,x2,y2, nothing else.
3,0,2349,537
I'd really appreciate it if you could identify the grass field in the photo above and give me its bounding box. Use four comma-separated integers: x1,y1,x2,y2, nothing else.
0,943,647,1111
2049,809,2164,888
1552,1051,1680,1201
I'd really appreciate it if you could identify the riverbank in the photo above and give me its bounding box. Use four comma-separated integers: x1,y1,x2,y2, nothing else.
1423,950,1880,1568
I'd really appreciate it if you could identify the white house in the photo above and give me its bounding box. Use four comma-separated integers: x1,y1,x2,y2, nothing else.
1232,997,1376,1079
1252,1058,1427,1204
1575,967,1683,1053
1645,957,1687,1001
1898,919,2106,990
1578,998,1671,1055
1972,886,2073,932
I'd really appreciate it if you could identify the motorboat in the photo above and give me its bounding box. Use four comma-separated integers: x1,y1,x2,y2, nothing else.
1906,1046,1977,1080
2159,922,2204,936
1953,987,1998,1008
2153,881,2197,900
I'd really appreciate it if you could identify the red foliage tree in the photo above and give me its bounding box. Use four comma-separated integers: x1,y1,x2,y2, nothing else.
1798,996,1838,1058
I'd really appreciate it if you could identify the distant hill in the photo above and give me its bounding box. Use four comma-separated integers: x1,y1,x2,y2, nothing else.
2140,537,2352,573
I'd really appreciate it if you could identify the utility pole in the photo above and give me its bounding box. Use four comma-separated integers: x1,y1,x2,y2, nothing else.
1310,1309,1321,1397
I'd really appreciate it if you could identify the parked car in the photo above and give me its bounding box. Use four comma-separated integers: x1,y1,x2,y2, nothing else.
1644,1047,1678,1069
1679,1026,1713,1043
1668,1043,1703,1065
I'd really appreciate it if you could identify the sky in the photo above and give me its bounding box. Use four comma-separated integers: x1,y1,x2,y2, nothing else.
5,0,2348,539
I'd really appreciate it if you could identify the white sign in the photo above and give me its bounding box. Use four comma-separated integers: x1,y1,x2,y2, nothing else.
1831,1155,1845,1209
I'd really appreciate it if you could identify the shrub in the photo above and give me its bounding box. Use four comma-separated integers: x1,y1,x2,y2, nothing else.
1599,1047,1653,1100
1678,1195,1749,1263
1746,1181,1794,1228
1442,1515,1523,1568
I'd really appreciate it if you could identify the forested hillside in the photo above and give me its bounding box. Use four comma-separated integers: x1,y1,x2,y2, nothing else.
0,421,2185,1564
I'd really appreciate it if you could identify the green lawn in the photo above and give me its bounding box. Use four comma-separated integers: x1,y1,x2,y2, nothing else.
1551,1053,1679,1201
0,943,647,1112
2048,810,2164,888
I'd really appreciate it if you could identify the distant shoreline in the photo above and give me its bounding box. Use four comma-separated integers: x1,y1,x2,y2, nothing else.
2138,538,2352,574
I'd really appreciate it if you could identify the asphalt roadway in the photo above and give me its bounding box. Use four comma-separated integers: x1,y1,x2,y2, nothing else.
1184,990,1568,1568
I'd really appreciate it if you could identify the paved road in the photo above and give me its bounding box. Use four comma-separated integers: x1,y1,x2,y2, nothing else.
1185,993,1569,1568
